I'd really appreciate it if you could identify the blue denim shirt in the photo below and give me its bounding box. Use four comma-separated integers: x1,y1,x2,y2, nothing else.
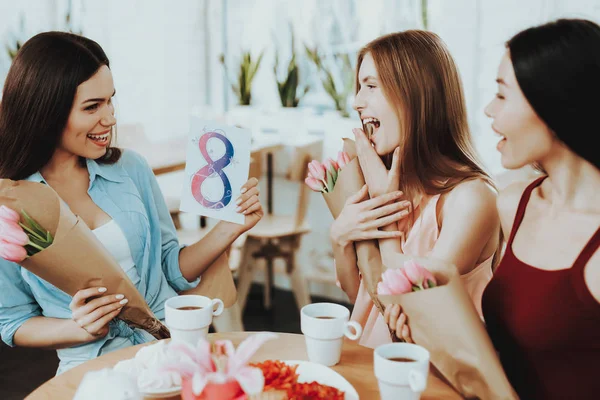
0,150,199,372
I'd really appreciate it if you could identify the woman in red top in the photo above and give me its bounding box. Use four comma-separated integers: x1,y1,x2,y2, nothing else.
386,18,600,398
481,19,600,399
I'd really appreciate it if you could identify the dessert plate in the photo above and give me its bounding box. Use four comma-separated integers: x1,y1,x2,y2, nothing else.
133,359,360,399
284,360,359,400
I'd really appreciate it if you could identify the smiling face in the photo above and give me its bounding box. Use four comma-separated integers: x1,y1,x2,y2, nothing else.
353,52,401,156
59,65,117,160
484,51,554,170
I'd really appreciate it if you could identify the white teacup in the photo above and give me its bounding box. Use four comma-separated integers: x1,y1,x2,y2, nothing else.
374,343,430,400
300,302,362,366
164,295,224,346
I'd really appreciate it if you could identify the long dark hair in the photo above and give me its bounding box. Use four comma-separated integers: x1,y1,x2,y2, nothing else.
508,19,600,171
0,31,121,180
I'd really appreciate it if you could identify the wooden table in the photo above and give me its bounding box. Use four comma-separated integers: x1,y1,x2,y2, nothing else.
26,332,461,400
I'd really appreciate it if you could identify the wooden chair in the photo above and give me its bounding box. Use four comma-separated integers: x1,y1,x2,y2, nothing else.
235,141,320,312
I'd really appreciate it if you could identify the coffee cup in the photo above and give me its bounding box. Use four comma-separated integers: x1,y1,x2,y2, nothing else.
300,302,362,366
164,295,224,346
374,342,430,400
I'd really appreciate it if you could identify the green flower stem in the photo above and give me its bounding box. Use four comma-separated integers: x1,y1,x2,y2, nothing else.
26,240,45,252
19,222,46,242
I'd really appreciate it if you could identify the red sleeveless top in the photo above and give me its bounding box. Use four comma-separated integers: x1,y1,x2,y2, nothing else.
482,177,600,399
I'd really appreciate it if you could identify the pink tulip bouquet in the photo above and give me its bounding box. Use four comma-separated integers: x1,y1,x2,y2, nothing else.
304,151,351,193
0,205,52,263
377,259,437,295
376,254,518,399
0,179,171,339
163,332,278,400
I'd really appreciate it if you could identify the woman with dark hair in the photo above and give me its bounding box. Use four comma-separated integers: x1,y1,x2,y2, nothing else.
482,19,600,399
0,32,263,374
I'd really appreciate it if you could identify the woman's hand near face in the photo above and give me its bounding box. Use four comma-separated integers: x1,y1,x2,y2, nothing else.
330,185,411,247
353,128,400,198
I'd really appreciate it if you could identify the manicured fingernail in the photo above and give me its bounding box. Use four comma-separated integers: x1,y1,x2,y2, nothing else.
243,210,248,214
117,307,123,311
236,206,241,212
119,299,128,305
240,188,247,194
98,287,107,293
236,198,242,205
115,294,124,300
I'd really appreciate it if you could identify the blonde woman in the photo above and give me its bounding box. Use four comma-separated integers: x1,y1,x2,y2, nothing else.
330,31,501,348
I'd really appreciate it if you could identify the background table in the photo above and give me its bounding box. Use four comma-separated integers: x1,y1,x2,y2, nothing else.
129,135,283,214
26,332,461,400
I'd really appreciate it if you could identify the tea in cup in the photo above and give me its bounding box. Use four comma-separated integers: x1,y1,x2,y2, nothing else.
165,295,224,346
300,302,362,366
374,342,430,400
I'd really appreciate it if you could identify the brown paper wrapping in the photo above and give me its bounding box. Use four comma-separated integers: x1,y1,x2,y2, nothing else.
322,138,386,315
0,179,169,339
379,255,518,399
181,251,237,308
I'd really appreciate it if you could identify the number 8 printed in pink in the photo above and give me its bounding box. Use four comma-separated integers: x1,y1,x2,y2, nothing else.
190,131,233,209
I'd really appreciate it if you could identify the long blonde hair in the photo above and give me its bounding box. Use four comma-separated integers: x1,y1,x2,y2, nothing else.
357,30,503,267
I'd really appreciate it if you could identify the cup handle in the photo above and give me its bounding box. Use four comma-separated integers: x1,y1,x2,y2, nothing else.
343,321,362,341
408,369,427,393
211,299,224,316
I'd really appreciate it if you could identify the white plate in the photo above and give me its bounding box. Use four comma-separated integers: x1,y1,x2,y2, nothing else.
141,386,182,398
284,360,359,400
140,360,359,399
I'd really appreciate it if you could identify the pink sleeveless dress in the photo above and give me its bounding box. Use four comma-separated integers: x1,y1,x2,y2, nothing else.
350,194,494,348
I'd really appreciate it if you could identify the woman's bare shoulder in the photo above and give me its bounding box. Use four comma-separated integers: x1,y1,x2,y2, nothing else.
496,177,541,234
444,178,498,213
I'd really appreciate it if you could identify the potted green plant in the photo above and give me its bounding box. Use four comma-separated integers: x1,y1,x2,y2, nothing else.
274,27,309,108
5,9,81,62
305,46,354,118
220,50,264,106
5,13,25,61
6,38,23,61
421,0,429,29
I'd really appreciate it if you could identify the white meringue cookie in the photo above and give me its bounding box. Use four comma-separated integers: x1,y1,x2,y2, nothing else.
74,368,142,400
111,341,188,393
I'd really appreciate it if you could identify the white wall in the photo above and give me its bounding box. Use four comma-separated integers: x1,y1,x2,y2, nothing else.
219,0,600,175
0,0,218,142
80,0,209,141
2,0,600,173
